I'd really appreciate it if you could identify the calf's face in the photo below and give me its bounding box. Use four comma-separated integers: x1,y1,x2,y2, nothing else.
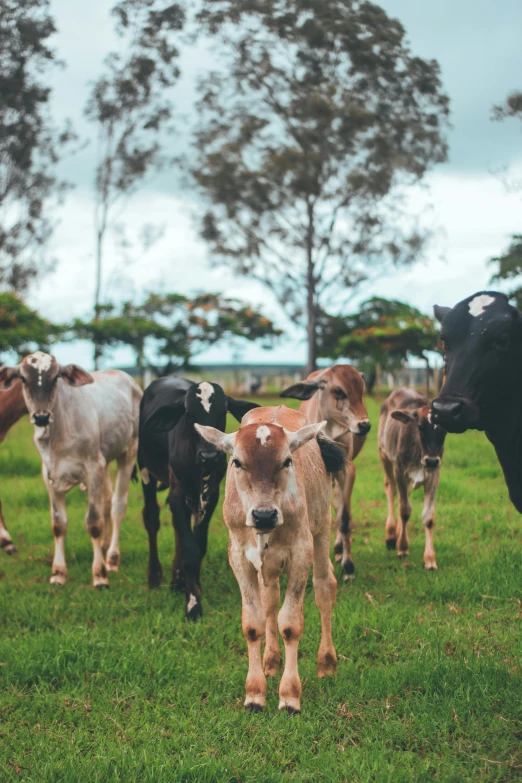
196,421,325,531
432,292,522,433
391,405,446,469
0,352,93,426
282,366,370,437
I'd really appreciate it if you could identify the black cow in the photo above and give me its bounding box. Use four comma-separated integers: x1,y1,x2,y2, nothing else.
431,290,522,512
139,376,258,619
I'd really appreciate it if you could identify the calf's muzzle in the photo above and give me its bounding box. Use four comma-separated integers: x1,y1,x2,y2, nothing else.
423,457,441,469
33,412,51,427
197,449,220,465
357,420,371,435
251,509,278,531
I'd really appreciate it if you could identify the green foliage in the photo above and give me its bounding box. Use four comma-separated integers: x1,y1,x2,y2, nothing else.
194,0,450,369
69,292,282,368
1,401,521,781
0,291,57,359
489,235,522,310
319,297,441,370
0,0,73,291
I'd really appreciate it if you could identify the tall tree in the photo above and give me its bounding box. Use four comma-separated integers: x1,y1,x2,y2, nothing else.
69,291,282,370
0,0,71,292
193,0,450,373
318,297,441,382
0,292,57,359
85,0,184,367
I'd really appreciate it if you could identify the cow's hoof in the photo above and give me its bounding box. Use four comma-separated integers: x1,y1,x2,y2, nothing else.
245,702,264,713
425,561,438,571
397,550,409,559
170,570,185,593
185,595,203,621
318,652,337,678
50,572,66,586
95,582,110,590
147,564,163,588
1,541,16,555
333,542,343,562
264,652,282,677
281,705,300,716
342,560,355,581
106,555,119,572
386,537,396,550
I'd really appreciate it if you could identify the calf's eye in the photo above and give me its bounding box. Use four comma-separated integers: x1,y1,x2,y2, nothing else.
282,457,292,469
232,458,243,469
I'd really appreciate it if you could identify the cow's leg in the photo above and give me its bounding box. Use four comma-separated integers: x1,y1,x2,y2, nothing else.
85,462,110,588
395,466,411,558
48,484,69,586
102,467,113,552
422,471,440,570
260,578,282,676
278,541,312,714
0,500,16,555
229,544,267,712
142,475,163,587
106,446,137,572
192,487,219,572
381,456,398,549
313,528,337,678
168,489,203,620
334,462,356,580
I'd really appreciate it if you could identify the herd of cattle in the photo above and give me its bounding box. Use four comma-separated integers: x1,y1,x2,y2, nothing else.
0,290,520,713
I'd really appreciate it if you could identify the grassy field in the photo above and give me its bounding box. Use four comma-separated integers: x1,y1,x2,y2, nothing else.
0,396,521,782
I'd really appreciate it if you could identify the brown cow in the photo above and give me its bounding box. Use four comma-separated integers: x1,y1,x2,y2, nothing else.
196,405,345,714
378,388,446,569
0,380,27,555
281,365,370,579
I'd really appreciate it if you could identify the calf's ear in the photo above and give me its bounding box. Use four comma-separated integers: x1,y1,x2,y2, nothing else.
433,305,451,323
59,364,94,387
0,365,21,390
194,424,236,455
280,381,320,400
226,397,259,422
391,410,416,424
284,421,326,453
142,402,184,433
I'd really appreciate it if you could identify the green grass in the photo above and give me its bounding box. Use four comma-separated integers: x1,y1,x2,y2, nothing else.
0,397,521,782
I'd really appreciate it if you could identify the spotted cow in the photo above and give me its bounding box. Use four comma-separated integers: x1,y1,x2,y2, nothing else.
0,352,142,587
138,375,258,620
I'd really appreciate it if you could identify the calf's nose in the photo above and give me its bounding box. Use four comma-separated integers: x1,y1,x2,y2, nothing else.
34,413,50,427
357,420,371,435
252,509,278,531
424,457,440,469
197,450,219,464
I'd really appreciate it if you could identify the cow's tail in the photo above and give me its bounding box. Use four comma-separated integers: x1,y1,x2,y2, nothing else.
316,434,346,474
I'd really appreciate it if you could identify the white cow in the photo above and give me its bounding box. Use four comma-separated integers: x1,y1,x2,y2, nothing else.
0,352,142,588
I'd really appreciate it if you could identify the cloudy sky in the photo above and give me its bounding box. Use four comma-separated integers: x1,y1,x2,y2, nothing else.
33,0,522,369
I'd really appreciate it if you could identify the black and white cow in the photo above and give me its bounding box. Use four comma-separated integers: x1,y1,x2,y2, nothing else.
432,290,522,512
138,376,258,619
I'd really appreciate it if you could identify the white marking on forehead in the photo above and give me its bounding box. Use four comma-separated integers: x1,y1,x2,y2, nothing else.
256,425,271,445
468,294,495,317
28,351,53,371
197,382,214,413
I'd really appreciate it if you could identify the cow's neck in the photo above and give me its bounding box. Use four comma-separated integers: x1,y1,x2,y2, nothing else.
484,388,522,514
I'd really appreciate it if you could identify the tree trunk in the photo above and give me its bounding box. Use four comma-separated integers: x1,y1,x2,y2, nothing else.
376,362,382,395
425,357,431,397
305,199,316,376
93,227,103,370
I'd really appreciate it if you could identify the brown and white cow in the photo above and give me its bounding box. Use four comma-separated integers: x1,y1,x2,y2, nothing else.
0,380,27,554
196,405,345,714
281,365,371,579
378,388,446,569
0,352,142,587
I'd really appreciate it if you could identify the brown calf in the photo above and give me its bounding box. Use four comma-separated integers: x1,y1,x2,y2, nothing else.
196,405,344,714
0,380,27,554
378,388,446,569
281,365,371,579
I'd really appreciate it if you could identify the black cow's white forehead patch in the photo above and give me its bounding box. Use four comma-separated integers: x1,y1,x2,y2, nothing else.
468,294,496,317
196,381,214,412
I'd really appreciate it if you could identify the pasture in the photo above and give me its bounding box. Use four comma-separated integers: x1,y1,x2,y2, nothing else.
1,397,521,783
